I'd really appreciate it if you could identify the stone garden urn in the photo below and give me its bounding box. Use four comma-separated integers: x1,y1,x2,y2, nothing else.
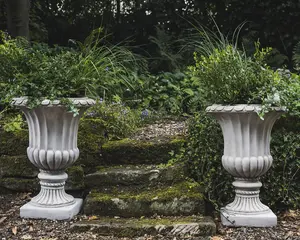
206,104,284,227
12,97,95,220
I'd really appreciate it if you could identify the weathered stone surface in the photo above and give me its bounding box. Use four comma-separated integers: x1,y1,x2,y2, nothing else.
66,166,85,191
21,198,83,220
0,178,39,192
0,129,28,156
70,216,216,238
0,165,85,192
84,181,205,217
0,155,38,178
100,136,185,165
85,164,186,189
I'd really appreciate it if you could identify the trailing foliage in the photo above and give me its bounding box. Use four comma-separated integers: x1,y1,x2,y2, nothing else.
254,69,300,117
175,113,300,211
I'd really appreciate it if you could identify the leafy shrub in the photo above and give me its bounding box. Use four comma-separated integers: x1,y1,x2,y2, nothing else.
185,24,299,119
1,114,24,132
136,71,203,115
80,101,141,151
176,113,300,211
188,42,278,105
0,29,145,112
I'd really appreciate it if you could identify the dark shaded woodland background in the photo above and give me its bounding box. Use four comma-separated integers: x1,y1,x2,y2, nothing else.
1,0,299,71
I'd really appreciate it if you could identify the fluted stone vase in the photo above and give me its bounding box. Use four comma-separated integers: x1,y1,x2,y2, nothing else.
206,104,283,227
12,97,95,220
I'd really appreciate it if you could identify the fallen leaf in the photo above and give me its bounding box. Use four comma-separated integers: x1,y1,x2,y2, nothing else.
226,228,234,234
211,236,224,240
88,215,98,220
282,210,299,221
0,216,7,224
21,193,32,200
285,231,294,237
12,226,17,235
21,234,32,239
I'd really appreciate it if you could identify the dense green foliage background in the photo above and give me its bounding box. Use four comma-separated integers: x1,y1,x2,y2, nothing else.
1,0,300,70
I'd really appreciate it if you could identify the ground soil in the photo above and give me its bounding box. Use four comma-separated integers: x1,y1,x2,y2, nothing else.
0,193,299,240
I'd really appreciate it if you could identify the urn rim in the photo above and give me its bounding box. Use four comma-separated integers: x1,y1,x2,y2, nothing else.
205,104,285,113
11,97,96,107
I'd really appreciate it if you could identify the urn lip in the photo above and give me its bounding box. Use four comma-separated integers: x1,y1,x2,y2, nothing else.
11,97,96,107
206,104,285,113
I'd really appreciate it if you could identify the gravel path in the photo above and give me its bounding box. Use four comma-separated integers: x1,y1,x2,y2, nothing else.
131,120,187,140
0,193,299,240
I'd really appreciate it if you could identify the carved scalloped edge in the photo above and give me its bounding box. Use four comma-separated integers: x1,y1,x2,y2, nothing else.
11,97,96,107
206,104,285,113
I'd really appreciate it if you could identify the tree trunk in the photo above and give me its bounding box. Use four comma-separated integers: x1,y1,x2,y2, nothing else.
6,0,30,39
116,0,121,23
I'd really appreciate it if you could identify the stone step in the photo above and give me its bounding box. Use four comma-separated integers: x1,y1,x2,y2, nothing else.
83,180,205,217
97,136,185,165
0,163,85,192
70,216,216,238
0,155,37,178
85,164,186,189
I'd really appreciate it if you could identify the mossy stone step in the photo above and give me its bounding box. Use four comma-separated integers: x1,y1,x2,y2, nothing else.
83,180,205,217
0,130,28,156
0,165,85,192
99,136,185,165
85,164,186,189
0,155,37,178
70,216,216,238
0,177,39,192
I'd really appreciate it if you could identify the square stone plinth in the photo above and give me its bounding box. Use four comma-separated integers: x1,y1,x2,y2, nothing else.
221,208,277,227
20,198,83,220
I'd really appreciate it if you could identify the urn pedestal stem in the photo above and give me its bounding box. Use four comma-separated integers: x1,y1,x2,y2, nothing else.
12,97,95,220
206,104,283,227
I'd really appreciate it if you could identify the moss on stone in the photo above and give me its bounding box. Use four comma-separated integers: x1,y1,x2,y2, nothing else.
78,215,208,226
0,178,39,192
0,129,28,156
84,179,205,217
0,155,37,178
71,216,216,237
89,180,203,202
66,165,85,190
100,136,185,165
85,164,187,190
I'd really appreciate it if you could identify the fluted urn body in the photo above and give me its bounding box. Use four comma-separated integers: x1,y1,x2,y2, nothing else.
12,97,95,220
206,104,283,227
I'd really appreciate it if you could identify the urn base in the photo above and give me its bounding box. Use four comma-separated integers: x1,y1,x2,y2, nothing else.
220,208,277,227
20,198,83,220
